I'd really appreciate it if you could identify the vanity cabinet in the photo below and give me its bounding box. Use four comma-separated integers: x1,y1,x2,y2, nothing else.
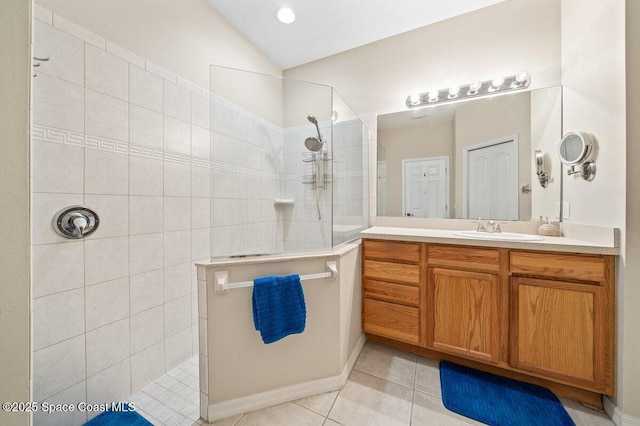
361,238,616,403
426,245,503,363
362,240,425,345
509,251,615,394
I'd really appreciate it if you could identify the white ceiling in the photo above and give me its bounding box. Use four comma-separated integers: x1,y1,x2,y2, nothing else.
206,0,506,70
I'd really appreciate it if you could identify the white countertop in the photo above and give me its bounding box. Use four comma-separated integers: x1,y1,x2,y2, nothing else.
361,226,620,255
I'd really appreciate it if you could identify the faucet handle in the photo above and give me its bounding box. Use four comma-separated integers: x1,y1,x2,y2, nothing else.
494,222,508,232
471,220,486,232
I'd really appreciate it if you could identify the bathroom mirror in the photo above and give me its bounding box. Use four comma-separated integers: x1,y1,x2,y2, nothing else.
376,85,562,221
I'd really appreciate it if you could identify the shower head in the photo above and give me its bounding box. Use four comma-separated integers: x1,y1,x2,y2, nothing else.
305,136,323,152
305,115,324,151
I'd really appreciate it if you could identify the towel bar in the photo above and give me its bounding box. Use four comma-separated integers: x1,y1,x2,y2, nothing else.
214,260,338,293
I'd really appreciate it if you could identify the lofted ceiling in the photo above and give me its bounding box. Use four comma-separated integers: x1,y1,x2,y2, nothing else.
206,0,506,70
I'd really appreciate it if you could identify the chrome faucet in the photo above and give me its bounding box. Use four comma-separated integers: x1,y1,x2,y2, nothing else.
471,218,507,233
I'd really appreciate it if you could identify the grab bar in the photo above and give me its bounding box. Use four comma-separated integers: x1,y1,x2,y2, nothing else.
214,260,338,294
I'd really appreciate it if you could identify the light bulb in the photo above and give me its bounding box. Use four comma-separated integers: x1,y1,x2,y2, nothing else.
409,94,421,105
516,72,529,83
448,86,460,98
468,82,482,93
276,7,296,24
428,90,439,102
491,76,505,90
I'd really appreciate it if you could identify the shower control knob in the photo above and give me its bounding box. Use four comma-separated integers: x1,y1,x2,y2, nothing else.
52,206,99,239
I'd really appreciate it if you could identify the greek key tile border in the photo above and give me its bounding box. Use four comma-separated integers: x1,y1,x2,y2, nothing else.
33,124,212,168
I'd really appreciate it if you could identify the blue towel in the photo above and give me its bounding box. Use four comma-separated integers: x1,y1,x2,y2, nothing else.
252,274,306,344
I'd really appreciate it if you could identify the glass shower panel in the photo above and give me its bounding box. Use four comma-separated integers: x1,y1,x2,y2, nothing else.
331,90,370,245
282,78,333,252
210,66,285,257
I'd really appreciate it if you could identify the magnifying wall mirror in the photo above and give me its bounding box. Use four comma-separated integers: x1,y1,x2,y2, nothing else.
558,131,596,181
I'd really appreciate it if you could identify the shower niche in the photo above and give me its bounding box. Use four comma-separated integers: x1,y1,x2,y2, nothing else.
209,66,369,256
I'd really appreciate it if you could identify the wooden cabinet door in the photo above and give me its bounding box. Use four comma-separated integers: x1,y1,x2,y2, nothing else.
510,276,607,391
427,267,500,363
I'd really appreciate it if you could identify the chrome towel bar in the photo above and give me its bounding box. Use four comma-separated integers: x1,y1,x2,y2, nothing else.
214,260,338,294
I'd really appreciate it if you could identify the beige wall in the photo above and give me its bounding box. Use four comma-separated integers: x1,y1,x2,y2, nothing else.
378,120,454,217
36,0,283,123
560,0,631,419
454,92,531,220
625,0,640,421
0,1,31,425
284,0,561,117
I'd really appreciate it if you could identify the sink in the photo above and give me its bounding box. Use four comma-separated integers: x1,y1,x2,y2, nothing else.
452,231,544,241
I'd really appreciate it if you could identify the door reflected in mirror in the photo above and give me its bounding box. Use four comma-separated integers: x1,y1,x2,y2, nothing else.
376,86,562,221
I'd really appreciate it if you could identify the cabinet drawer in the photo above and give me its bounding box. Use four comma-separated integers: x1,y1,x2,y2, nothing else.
364,298,420,344
364,279,420,306
363,239,421,263
427,245,500,272
510,251,606,283
364,259,421,285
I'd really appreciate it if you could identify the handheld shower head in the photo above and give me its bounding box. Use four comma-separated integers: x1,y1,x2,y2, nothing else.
305,115,324,152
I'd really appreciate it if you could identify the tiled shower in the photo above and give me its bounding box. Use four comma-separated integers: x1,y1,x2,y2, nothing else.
30,7,368,426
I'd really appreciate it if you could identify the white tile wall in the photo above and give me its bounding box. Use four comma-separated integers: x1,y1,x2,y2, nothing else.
31,13,212,422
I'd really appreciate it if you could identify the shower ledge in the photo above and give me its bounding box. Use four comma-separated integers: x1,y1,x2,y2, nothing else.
273,198,294,206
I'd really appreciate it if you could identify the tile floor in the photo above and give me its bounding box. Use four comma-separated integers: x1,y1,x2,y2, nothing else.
133,342,615,426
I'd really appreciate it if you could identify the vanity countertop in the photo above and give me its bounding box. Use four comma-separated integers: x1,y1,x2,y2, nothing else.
361,226,620,255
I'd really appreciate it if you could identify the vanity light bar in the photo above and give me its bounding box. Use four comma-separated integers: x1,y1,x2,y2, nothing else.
406,72,531,109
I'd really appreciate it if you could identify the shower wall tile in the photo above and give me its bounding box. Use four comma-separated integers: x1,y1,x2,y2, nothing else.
130,306,164,354
130,104,163,149
84,194,129,239
191,198,210,229
191,228,211,261
130,196,163,235
32,140,84,194
164,80,191,122
191,94,211,129
191,166,211,198
165,328,192,371
164,263,192,302
32,192,84,245
212,169,233,199
33,335,86,401
130,233,163,275
85,44,129,101
32,242,84,298
85,277,130,331
34,4,53,25
33,381,87,426
164,162,191,197
130,269,164,315
164,295,192,338
86,359,131,407
86,318,131,376
85,89,129,143
130,156,163,196
232,111,248,141
84,148,129,195
106,41,145,68
164,115,191,155
212,198,233,227
164,196,191,232
213,103,233,136
53,14,105,49
130,64,163,113
191,125,211,160
33,288,85,351
33,20,84,85
145,60,177,83
164,230,191,267
131,342,165,393
33,73,84,133
84,236,129,285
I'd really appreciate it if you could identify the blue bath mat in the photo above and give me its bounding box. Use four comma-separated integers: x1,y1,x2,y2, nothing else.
439,361,575,426
83,409,153,426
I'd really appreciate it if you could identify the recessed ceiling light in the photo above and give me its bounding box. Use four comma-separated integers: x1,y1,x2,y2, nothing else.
276,7,295,24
